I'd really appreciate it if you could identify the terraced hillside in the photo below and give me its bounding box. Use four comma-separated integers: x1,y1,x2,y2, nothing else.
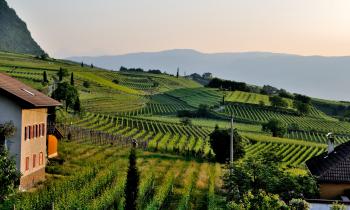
2,51,350,209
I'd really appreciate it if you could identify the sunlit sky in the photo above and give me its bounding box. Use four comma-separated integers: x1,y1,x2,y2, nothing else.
7,0,350,58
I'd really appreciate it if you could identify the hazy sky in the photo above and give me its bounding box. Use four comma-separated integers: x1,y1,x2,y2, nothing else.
7,0,350,58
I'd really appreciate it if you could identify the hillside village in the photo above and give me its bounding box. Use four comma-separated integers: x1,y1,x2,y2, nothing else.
1,0,350,209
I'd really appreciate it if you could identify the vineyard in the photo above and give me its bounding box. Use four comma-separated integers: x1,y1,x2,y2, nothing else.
165,88,222,108
221,103,350,134
58,111,213,157
6,142,224,210
242,132,327,167
225,90,293,108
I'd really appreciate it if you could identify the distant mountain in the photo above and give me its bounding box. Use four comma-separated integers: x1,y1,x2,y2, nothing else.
68,49,350,101
0,0,44,55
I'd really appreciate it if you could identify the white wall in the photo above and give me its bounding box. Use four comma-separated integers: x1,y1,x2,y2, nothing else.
0,94,22,170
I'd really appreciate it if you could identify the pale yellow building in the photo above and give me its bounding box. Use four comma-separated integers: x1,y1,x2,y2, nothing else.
0,73,61,190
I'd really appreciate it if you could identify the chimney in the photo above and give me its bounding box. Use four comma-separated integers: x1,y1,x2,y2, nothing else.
326,132,335,154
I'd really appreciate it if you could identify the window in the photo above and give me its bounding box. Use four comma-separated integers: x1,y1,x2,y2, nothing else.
33,154,36,168
29,126,33,140
25,157,29,171
33,125,36,138
36,125,39,138
41,123,45,136
25,126,28,140
39,152,44,165
39,124,42,137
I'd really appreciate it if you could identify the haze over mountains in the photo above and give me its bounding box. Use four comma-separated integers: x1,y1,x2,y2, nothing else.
68,49,350,101
0,0,44,55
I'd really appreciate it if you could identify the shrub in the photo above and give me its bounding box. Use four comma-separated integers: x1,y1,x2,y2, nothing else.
330,202,346,210
289,198,310,210
262,119,287,137
270,96,288,108
209,127,244,163
83,81,90,88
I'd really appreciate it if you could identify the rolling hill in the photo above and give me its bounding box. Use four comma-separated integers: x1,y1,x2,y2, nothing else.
68,49,350,101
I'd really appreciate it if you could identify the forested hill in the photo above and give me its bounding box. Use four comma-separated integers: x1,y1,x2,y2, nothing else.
0,0,44,55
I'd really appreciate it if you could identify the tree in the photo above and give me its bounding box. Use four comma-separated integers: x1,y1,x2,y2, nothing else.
81,62,84,67
293,101,311,116
209,127,245,163
0,121,16,149
176,68,179,78
206,78,249,92
0,149,21,201
57,67,68,81
262,119,286,137
90,64,94,68
124,147,139,210
120,66,128,71
0,121,20,202
73,98,81,113
294,94,311,104
227,190,287,210
223,151,318,206
42,71,48,84
278,89,294,99
197,104,210,117
83,81,90,88
70,72,74,86
269,96,288,108
52,82,79,111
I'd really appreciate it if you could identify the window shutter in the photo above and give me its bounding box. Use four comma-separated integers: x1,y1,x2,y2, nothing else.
42,123,45,136
25,157,29,171
33,154,36,168
29,126,33,140
25,127,28,140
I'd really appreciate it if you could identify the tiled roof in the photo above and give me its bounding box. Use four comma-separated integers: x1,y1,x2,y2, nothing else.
306,141,350,183
0,73,61,108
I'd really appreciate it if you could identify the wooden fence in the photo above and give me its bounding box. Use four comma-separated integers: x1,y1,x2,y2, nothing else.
56,124,148,149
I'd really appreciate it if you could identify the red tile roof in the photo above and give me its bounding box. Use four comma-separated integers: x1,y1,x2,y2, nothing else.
0,73,61,107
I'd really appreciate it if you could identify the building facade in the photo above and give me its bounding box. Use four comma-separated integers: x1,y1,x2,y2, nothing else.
0,73,60,190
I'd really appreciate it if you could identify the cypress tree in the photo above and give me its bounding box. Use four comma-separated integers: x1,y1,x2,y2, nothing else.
124,147,139,210
58,68,63,81
176,67,179,78
81,62,84,67
73,98,81,113
70,72,74,86
43,71,48,83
